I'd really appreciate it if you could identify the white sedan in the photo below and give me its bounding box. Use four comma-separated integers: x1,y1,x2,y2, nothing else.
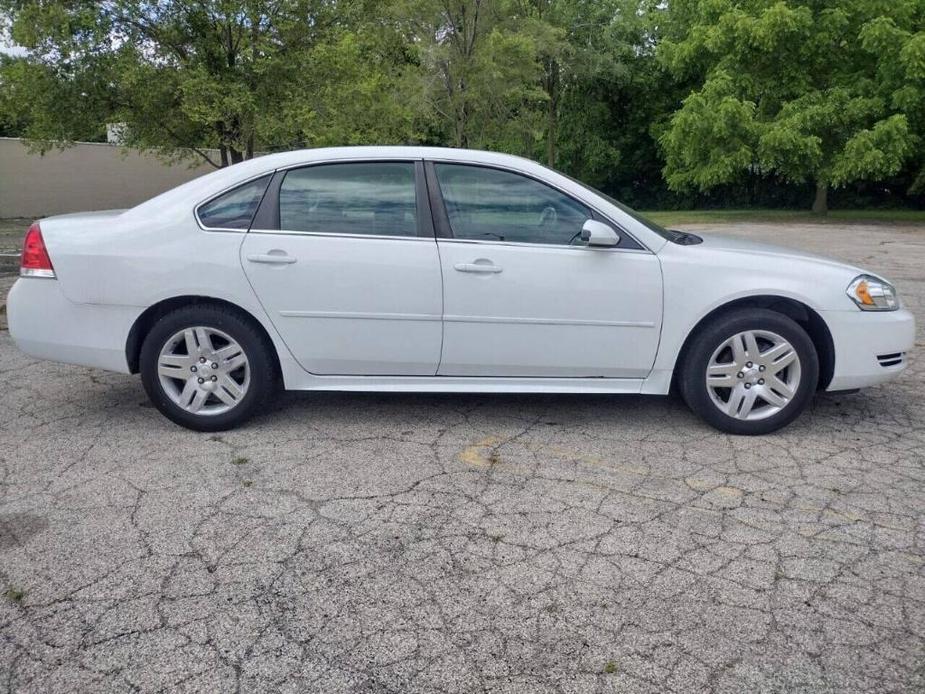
7,147,915,434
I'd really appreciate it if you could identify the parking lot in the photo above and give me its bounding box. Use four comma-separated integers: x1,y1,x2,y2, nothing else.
1,222,923,693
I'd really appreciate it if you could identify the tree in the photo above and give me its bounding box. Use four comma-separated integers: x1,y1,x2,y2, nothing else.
0,0,418,167
859,4,925,194
535,0,673,199
658,0,918,213
395,0,547,151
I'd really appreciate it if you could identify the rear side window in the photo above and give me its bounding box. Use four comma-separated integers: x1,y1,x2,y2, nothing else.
279,162,417,237
197,175,271,230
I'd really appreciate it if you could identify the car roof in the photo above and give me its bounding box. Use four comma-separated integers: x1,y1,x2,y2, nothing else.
204,146,546,188
254,145,536,168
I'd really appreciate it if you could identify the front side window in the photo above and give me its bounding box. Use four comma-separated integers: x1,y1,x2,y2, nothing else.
434,164,591,246
279,162,417,237
197,175,271,230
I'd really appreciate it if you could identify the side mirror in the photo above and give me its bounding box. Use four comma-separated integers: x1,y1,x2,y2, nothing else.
581,219,620,247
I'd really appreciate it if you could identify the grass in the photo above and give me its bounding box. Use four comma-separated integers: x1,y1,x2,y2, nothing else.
4,587,25,605
603,660,618,675
641,209,925,227
231,456,249,466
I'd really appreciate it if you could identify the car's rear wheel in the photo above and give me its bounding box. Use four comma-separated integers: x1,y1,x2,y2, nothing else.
140,305,276,431
679,308,819,435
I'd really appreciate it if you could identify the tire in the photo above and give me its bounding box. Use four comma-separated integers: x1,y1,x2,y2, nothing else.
140,305,277,431
678,308,819,435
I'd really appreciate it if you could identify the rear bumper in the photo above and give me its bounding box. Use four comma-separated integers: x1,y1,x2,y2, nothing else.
7,278,139,373
822,307,916,391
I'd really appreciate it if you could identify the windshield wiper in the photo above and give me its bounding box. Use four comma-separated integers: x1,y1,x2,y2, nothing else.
667,230,703,245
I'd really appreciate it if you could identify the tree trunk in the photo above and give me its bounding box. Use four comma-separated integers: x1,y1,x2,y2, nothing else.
219,145,229,168
456,101,469,148
228,147,244,165
811,180,828,215
545,59,559,168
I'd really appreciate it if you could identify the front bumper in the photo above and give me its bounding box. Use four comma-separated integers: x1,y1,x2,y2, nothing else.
7,278,140,373
822,307,916,391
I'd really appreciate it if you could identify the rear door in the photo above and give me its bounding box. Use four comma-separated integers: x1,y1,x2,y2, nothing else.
240,160,443,375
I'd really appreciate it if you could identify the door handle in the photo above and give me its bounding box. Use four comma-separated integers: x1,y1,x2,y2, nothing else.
454,262,502,274
247,253,297,265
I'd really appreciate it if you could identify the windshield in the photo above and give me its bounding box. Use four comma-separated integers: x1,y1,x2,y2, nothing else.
561,173,680,242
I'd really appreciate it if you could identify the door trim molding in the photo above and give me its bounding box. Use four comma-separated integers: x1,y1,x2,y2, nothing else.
444,314,656,328
279,310,441,321
249,228,432,241
276,310,655,328
437,237,651,254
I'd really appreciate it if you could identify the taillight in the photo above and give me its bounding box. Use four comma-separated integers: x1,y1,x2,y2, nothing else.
20,222,56,278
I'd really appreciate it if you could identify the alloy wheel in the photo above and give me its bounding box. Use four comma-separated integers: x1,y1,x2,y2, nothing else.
157,326,250,415
705,329,802,421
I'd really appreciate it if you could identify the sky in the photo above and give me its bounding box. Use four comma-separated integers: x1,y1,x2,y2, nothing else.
1,24,26,57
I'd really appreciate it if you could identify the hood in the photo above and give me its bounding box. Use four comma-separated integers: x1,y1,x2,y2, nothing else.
692,232,865,274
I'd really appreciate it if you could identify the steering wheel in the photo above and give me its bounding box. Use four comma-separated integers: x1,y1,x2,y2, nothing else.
539,206,558,226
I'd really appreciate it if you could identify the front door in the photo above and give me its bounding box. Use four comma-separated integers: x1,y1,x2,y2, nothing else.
430,162,662,378
241,160,443,376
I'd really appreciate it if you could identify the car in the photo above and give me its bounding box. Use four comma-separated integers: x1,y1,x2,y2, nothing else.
6,146,916,435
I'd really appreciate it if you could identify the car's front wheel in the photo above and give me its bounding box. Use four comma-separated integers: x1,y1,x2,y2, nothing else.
140,305,276,431
679,308,819,435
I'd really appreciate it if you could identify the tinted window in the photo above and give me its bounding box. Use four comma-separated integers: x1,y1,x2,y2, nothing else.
280,162,417,237
198,175,271,229
434,164,591,245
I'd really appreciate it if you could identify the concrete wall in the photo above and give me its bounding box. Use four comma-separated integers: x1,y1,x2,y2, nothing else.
0,138,217,218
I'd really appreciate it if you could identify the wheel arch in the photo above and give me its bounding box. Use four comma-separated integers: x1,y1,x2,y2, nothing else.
125,295,281,377
672,295,835,391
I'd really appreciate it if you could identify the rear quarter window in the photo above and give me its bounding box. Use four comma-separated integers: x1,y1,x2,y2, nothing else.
197,175,272,230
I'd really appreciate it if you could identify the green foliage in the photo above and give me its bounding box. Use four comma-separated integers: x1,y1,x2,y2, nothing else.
395,0,547,150
660,72,758,190
832,114,913,186
859,4,925,192
0,0,418,165
4,586,25,604
0,0,923,211
0,49,110,144
658,0,923,211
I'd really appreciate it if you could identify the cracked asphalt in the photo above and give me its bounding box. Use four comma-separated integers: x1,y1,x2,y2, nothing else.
1,222,924,693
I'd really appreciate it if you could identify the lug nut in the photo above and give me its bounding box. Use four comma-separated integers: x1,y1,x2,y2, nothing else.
746,361,753,368
758,378,765,385
759,365,766,372
197,377,204,384
199,357,206,363
211,362,218,369
211,375,218,381
190,365,197,372
737,372,744,378
744,383,751,389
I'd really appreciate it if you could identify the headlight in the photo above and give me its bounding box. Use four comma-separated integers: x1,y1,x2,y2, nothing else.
846,274,899,311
